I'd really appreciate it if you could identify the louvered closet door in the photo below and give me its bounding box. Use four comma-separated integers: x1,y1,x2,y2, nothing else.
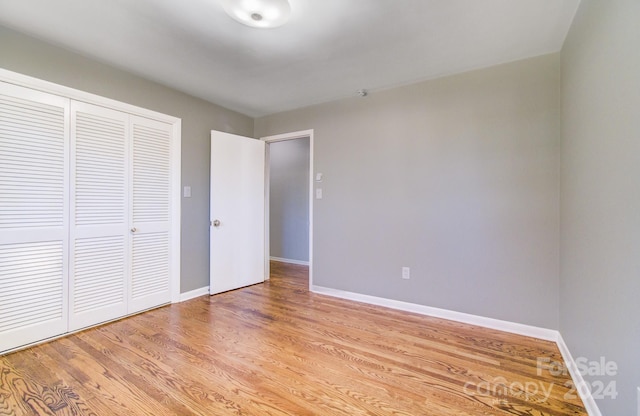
69,102,129,331
0,82,70,353
128,116,172,313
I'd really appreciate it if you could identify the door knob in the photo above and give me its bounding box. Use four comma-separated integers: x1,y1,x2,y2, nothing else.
212,219,221,227
130,227,137,233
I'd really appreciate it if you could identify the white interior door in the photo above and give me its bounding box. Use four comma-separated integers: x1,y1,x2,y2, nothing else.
0,82,70,352
128,115,173,313
210,130,265,295
69,102,129,331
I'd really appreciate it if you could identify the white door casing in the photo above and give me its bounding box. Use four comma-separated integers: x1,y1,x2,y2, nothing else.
261,129,314,289
210,130,265,295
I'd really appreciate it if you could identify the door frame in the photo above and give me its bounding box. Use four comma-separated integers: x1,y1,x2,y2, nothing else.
261,129,314,289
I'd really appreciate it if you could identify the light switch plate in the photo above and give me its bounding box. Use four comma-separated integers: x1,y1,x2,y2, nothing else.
316,188,323,199
402,267,410,279
183,186,191,198
316,173,323,182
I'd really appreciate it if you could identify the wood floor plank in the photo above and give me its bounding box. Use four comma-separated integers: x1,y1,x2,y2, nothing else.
0,262,586,415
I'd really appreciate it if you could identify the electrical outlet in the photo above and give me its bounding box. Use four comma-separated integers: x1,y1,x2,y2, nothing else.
402,267,410,280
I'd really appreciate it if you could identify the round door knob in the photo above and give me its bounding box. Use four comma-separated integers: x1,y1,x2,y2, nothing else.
130,227,137,232
213,219,221,227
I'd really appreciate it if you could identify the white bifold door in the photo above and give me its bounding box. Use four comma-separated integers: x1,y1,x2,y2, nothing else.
128,115,173,313
0,83,70,352
0,80,175,353
69,102,129,330
69,103,173,330
210,131,265,295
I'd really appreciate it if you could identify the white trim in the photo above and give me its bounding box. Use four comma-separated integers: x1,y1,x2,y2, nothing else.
311,284,601,415
556,334,602,416
311,285,559,341
170,119,182,303
179,286,210,302
261,129,314,290
0,68,179,124
270,256,309,266
264,142,271,281
0,68,182,306
262,129,314,143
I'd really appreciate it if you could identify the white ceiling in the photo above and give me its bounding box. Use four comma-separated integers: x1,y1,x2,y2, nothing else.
0,0,580,117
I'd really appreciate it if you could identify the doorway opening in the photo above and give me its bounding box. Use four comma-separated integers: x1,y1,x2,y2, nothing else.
262,130,314,289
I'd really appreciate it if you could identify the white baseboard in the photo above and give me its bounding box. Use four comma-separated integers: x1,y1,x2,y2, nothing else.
270,256,309,266
178,286,209,302
311,284,602,415
311,285,558,341
556,334,602,416
177,280,600,415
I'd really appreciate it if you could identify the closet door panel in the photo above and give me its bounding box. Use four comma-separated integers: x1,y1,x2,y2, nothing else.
69,102,128,331
0,82,69,353
128,116,172,313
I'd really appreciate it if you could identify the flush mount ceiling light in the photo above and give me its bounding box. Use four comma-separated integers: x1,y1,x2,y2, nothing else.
221,0,292,29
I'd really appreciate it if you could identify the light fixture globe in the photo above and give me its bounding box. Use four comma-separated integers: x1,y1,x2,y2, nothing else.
221,0,292,29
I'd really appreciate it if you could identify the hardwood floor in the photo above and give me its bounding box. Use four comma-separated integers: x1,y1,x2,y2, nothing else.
1,261,586,415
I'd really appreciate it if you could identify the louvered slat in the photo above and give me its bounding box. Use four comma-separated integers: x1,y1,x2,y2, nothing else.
0,241,65,341
132,124,171,223
131,232,169,299
73,236,125,315
0,93,65,229
75,110,126,226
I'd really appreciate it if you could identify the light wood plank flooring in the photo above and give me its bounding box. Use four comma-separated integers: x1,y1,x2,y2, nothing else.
1,261,586,415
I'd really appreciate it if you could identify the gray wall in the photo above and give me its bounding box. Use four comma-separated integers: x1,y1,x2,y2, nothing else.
269,138,310,262
256,54,561,329
560,0,640,414
0,26,254,293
